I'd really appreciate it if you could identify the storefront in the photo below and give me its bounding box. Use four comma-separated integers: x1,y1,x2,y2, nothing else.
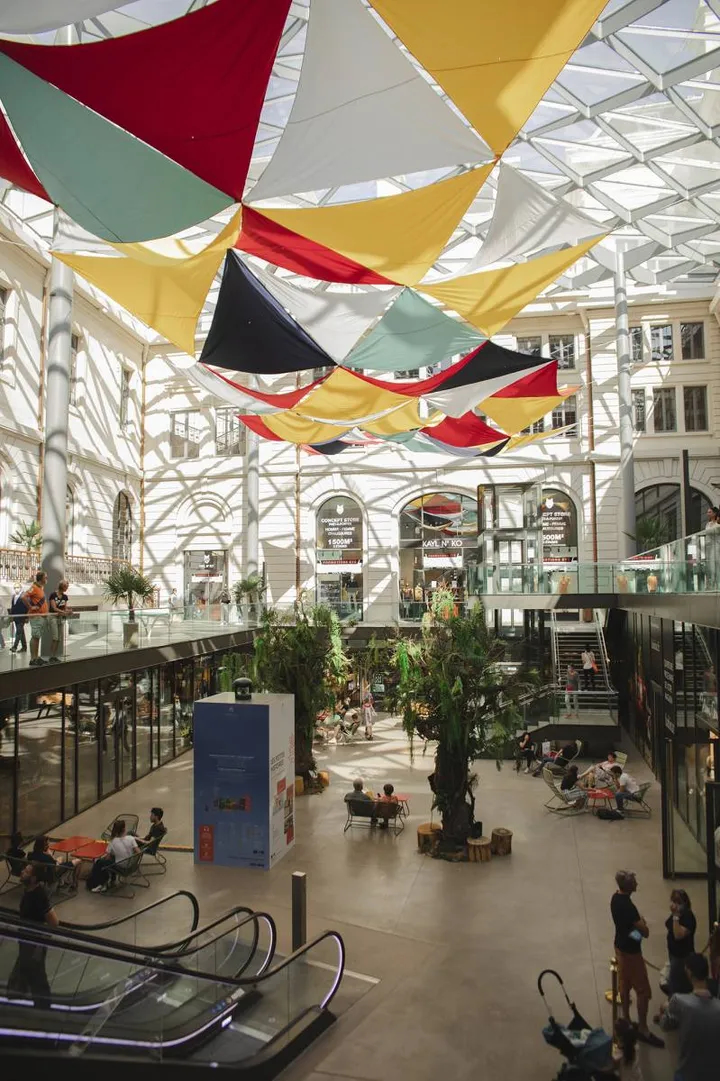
399,491,478,618
0,647,247,847
315,496,363,618
183,549,228,617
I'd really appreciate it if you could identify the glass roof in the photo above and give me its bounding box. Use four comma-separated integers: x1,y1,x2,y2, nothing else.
4,0,720,334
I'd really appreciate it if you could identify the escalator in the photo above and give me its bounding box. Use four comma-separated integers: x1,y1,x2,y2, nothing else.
0,918,344,1073
0,891,277,1010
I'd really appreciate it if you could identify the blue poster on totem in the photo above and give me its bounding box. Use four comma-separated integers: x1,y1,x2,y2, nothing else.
193,692,295,870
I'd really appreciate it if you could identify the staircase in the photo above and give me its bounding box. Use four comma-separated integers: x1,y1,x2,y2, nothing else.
550,610,618,721
675,625,714,725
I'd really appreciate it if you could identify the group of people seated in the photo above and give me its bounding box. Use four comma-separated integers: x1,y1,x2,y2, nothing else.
344,778,398,828
5,807,167,895
87,807,166,893
516,735,647,816
316,694,377,744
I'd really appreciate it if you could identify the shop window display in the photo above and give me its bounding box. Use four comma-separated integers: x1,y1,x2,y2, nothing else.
399,492,478,619
316,496,363,618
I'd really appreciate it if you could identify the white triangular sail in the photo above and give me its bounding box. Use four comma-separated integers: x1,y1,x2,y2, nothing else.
248,0,489,203
464,163,604,272
246,262,400,361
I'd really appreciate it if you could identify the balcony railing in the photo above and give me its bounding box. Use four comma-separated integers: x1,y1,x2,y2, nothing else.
0,549,133,586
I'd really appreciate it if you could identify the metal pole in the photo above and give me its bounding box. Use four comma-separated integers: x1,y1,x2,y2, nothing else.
291,870,307,951
245,429,259,581
614,249,636,559
680,449,692,538
40,23,74,591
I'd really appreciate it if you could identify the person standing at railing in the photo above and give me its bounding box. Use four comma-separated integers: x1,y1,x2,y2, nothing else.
24,571,48,668
9,581,28,653
219,588,231,625
704,506,720,590
48,579,73,664
168,587,181,623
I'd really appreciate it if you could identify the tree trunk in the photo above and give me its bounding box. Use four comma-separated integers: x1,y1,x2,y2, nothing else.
295,723,316,779
435,739,473,845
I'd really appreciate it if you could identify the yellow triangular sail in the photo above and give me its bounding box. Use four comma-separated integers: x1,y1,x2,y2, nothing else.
370,0,607,154
54,209,242,355
252,166,494,287
419,236,604,336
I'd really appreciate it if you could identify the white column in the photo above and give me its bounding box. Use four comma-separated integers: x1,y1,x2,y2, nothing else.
245,429,259,579
614,249,636,558
40,26,74,590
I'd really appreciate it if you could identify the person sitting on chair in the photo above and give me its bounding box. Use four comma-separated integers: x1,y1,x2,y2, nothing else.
31,835,79,889
610,766,643,816
142,807,166,851
90,819,138,894
580,750,620,787
375,782,398,829
5,832,26,876
533,742,577,776
559,765,587,809
344,778,373,804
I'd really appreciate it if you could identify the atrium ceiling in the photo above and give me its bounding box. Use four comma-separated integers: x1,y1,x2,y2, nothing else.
3,0,720,330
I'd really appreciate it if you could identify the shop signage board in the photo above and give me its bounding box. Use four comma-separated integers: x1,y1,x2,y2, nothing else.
193,692,295,870
541,489,577,559
317,498,362,563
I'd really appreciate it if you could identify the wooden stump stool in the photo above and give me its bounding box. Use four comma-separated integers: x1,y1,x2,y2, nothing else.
318,770,330,788
467,836,492,863
491,827,513,856
417,822,441,854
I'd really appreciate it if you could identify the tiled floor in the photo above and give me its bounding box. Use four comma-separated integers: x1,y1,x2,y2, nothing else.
29,715,709,1081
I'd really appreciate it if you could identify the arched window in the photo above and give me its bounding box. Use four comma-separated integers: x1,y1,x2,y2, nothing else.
315,496,363,617
112,492,133,563
635,483,711,547
399,492,477,618
66,486,75,556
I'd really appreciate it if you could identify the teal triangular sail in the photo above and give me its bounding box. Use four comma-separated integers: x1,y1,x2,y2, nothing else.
344,288,485,373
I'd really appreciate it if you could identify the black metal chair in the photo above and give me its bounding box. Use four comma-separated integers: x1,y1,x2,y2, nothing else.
102,851,149,899
101,814,139,841
141,829,168,875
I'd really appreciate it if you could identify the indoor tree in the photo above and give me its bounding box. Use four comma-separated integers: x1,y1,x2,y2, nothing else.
395,589,533,848
253,599,349,779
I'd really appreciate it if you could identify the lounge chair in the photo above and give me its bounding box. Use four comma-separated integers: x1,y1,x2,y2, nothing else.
141,829,168,874
542,768,586,815
100,851,150,899
101,813,139,841
620,782,652,817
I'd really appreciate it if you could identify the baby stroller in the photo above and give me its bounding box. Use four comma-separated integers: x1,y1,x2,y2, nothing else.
538,969,615,1080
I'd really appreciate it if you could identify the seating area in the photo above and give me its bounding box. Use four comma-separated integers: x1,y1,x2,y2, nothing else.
533,742,652,819
344,798,404,835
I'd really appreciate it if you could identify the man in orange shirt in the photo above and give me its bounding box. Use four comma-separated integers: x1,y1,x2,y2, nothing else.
24,570,48,667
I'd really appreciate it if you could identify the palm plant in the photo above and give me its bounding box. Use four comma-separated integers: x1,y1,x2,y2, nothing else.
103,567,156,621
253,600,350,778
634,513,671,553
232,572,266,605
10,519,42,553
394,589,533,847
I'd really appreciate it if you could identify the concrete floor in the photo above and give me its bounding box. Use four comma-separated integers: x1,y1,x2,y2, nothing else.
29,715,710,1081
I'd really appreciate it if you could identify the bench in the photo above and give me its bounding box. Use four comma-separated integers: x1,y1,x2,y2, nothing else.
343,798,404,836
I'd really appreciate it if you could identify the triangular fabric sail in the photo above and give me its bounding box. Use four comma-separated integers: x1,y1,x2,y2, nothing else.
244,262,400,362
0,113,48,200
418,413,506,448
260,411,352,445
291,368,413,424
0,2,118,32
236,206,394,285
354,342,553,418
187,365,325,415
370,0,607,154
0,53,232,242
419,237,604,335
363,400,427,436
0,0,290,200
54,211,242,355
249,0,488,203
481,394,567,434
464,164,605,271
249,166,494,287
200,251,335,375
344,288,485,372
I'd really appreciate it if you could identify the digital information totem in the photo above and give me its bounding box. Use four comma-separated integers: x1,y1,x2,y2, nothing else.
193,692,295,870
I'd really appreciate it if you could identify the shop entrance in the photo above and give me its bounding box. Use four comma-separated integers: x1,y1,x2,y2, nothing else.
183,550,228,618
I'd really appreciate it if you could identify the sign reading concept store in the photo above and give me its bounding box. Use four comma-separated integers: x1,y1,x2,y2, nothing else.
316,496,363,564
541,489,578,561
193,692,295,870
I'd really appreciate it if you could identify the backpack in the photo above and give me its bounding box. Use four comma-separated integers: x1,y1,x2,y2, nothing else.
596,808,624,821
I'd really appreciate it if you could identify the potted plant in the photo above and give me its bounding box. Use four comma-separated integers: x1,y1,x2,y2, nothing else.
394,588,533,852
233,572,266,622
103,566,156,648
10,519,42,553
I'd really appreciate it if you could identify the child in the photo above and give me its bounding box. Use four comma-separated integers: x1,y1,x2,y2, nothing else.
612,1018,643,1081
362,694,376,741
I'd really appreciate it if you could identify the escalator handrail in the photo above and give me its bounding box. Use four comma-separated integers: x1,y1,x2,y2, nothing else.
0,903,268,967
62,889,200,937
0,921,343,1002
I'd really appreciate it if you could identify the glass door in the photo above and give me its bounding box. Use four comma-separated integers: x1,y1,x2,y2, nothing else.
183,550,228,619
661,731,712,878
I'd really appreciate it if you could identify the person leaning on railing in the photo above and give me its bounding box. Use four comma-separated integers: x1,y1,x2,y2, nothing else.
25,571,48,668
705,506,720,591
